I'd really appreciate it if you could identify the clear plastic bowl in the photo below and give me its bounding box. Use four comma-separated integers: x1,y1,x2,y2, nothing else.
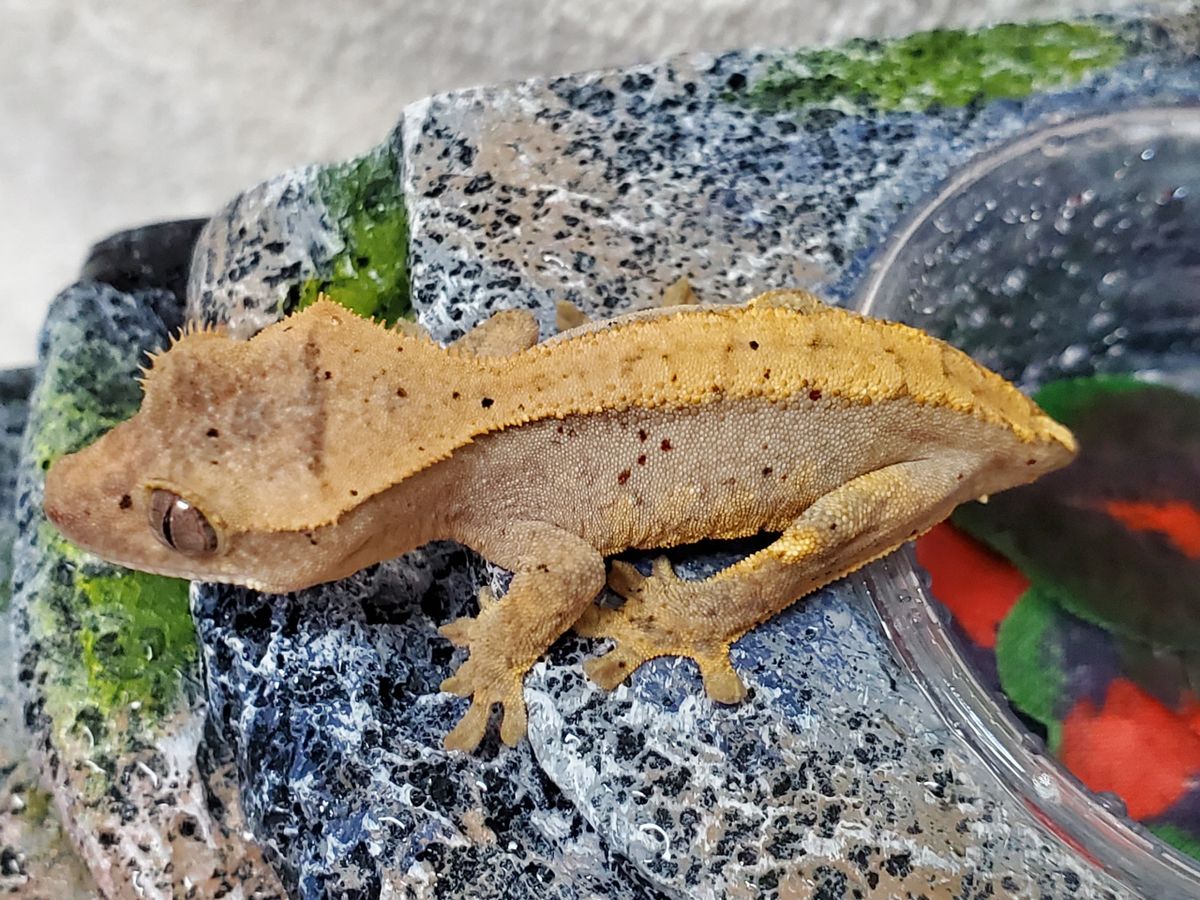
857,107,1200,895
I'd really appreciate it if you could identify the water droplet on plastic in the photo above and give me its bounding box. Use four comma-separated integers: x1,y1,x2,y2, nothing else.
1001,268,1028,295
1098,270,1128,298
1060,344,1090,368
1041,135,1068,158
1094,791,1129,817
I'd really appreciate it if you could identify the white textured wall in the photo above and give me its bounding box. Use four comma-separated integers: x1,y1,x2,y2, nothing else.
0,0,1167,366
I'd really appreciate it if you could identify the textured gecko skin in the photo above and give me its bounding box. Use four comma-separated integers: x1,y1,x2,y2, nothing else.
44,291,1077,750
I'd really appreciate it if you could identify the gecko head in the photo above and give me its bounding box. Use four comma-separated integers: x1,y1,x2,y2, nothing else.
982,402,1079,493
44,308,381,592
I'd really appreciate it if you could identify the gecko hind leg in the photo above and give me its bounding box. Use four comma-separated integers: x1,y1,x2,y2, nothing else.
576,456,976,703
574,556,748,703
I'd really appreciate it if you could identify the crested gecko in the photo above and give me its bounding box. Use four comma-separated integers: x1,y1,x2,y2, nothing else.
44,289,1077,751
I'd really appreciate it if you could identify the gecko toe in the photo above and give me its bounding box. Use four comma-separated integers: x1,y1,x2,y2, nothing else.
584,644,647,690
499,694,529,746
477,586,499,610
607,560,646,597
572,604,613,638
439,670,471,696
440,650,528,751
443,700,491,752
697,651,748,704
439,618,474,647
650,555,678,582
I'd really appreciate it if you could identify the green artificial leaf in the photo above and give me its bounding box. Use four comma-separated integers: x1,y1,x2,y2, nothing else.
1149,823,1200,860
995,585,1067,750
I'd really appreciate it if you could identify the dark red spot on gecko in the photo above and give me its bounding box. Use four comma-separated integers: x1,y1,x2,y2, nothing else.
809,389,822,401
617,469,631,485
396,387,408,398
556,425,564,434
349,490,359,497
1026,458,1036,465
661,439,672,451
206,428,220,438
638,429,648,441
118,494,132,510
452,391,461,400
481,397,494,408
762,467,773,477
637,454,647,465
762,369,771,380
323,371,332,380
749,340,759,350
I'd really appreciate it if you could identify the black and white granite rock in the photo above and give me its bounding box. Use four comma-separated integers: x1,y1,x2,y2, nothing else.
7,224,285,898
182,13,1200,897
196,553,649,899
0,368,95,898
188,138,410,339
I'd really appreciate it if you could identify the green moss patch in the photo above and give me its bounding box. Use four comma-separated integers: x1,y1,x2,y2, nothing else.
298,144,411,325
74,572,195,716
23,308,197,746
736,22,1126,113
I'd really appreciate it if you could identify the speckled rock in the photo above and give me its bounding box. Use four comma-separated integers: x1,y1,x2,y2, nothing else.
404,14,1200,334
178,13,1200,897
196,552,648,900
187,138,410,340
0,369,32,620
8,224,285,898
0,367,96,898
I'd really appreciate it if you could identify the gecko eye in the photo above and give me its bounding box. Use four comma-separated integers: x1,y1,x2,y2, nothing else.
148,489,218,556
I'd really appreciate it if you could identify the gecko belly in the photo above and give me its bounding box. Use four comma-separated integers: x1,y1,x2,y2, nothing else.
448,395,979,555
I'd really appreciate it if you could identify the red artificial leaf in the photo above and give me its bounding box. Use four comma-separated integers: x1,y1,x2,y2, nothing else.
1103,500,1200,560
915,523,1029,648
1060,678,1200,820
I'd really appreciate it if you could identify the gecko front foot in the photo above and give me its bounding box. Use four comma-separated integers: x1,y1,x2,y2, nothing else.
574,557,748,703
439,587,529,751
